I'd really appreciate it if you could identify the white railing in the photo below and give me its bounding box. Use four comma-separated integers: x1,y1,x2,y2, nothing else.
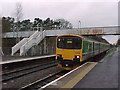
11,30,40,56
11,38,28,56
20,31,46,56
29,30,39,40
34,30,45,45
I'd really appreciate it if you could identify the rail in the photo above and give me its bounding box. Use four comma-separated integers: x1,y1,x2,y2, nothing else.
2,61,57,82
19,70,66,90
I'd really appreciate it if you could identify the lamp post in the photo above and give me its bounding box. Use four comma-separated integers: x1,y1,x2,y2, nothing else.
78,20,81,29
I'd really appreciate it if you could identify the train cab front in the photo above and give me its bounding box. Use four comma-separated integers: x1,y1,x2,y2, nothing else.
56,35,82,70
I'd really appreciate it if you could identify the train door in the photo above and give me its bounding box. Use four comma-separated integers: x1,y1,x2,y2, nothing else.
99,43,100,54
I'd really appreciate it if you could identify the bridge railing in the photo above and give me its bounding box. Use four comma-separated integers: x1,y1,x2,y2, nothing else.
79,26,119,35
102,27,118,34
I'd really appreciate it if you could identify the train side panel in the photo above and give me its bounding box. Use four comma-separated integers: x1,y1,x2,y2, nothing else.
82,40,94,61
93,42,100,56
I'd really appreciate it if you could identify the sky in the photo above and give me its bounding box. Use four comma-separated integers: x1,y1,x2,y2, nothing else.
0,0,119,44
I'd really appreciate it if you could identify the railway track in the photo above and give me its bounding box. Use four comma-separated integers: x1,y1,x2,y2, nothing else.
2,61,57,82
2,53,107,89
18,70,68,90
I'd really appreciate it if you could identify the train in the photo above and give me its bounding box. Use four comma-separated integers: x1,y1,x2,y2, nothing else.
56,34,110,70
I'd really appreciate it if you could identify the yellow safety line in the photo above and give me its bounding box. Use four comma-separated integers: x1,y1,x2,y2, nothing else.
62,62,97,88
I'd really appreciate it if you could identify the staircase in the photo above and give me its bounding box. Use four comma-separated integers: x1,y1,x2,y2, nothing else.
11,30,46,56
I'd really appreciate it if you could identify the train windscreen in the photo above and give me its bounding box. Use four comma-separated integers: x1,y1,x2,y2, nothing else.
57,36,82,49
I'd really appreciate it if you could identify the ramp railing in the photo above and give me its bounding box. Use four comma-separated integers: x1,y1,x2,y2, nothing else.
11,30,39,56
20,30,46,56
11,38,28,56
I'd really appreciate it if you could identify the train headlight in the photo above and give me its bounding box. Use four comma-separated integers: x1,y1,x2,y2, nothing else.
77,56,80,58
75,55,80,58
65,64,68,66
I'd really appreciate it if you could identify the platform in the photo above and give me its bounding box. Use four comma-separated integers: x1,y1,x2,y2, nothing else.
41,47,119,89
0,55,55,64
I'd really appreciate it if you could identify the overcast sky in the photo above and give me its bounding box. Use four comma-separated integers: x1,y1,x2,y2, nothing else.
0,0,119,44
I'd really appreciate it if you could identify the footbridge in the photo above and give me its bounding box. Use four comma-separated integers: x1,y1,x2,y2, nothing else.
2,26,119,56
3,26,119,38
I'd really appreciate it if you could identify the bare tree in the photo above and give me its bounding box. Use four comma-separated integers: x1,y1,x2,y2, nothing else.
15,2,23,22
14,2,23,43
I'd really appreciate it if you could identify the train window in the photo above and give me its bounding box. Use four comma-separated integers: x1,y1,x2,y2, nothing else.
89,43,92,51
57,36,82,49
94,43,99,50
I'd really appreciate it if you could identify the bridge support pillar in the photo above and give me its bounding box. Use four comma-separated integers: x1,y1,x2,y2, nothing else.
43,38,48,54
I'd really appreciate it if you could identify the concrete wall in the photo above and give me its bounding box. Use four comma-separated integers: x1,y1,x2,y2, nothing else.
2,37,24,56
2,38,16,55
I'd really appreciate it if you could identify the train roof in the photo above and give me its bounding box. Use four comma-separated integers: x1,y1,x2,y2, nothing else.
57,34,83,38
57,34,110,45
81,36,110,45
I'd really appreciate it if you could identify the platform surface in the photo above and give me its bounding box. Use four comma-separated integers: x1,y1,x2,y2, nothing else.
41,62,97,89
73,48,118,88
0,54,55,64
